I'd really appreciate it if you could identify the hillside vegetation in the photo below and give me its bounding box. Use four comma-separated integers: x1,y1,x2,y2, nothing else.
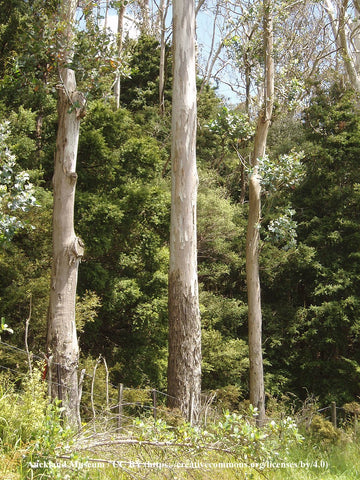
1,1,360,478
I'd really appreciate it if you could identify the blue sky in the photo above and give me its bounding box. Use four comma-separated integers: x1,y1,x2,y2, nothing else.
101,2,241,105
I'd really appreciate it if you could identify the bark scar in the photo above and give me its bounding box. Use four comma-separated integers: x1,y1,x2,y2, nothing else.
71,91,87,119
68,236,85,265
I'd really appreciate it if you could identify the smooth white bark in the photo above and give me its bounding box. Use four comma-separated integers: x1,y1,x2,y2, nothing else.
167,0,201,422
324,0,360,91
246,0,274,426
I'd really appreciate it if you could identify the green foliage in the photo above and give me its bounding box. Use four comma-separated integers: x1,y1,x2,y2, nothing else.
309,415,340,444
0,186,52,352
202,329,249,392
75,101,170,387
0,368,71,461
197,172,243,290
261,85,360,405
131,407,303,464
0,317,13,338
268,115,307,157
343,401,360,416
119,136,164,180
213,385,243,412
3,0,360,443
72,16,121,97
257,150,305,194
0,122,38,245
0,371,356,480
200,290,247,336
264,207,298,250
256,149,305,250
120,34,172,111
7,106,37,165
76,290,102,334
290,87,360,403
156,406,187,427
206,107,255,145
199,104,253,202
79,355,115,419
0,1,59,112
1,0,119,109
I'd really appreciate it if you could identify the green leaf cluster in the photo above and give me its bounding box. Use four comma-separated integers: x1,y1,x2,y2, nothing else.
262,85,360,404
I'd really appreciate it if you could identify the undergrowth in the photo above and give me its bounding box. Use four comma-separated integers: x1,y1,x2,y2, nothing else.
0,370,359,479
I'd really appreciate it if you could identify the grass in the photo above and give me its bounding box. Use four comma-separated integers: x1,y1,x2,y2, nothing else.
266,441,360,479
18,428,360,480
1,370,360,480
19,441,360,480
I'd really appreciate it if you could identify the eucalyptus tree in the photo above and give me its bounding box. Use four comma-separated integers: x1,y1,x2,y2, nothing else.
245,0,274,425
113,1,127,109
158,0,170,114
167,0,202,421
324,0,360,91
219,0,334,424
47,0,86,426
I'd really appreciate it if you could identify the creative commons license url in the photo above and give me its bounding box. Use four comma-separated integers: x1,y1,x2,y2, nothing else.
29,459,329,470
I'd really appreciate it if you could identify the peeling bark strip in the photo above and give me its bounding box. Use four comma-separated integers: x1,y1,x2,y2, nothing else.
167,0,201,421
47,0,85,427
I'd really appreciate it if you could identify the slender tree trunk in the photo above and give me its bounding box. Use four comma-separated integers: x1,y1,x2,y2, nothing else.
245,54,251,115
167,0,201,422
239,58,252,206
246,0,274,426
196,0,206,16
47,0,85,427
158,0,169,115
36,115,43,167
104,0,109,31
324,0,360,91
114,3,125,110
338,0,360,91
239,163,246,205
138,0,150,34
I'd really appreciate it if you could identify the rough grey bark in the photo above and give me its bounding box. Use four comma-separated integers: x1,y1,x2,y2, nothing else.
246,0,274,426
167,0,201,421
47,0,85,427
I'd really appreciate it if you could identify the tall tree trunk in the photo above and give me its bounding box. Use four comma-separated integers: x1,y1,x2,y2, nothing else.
167,0,201,422
47,0,85,427
338,0,360,91
104,0,109,31
324,0,360,92
114,3,125,109
246,0,274,426
138,0,150,34
158,0,169,115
